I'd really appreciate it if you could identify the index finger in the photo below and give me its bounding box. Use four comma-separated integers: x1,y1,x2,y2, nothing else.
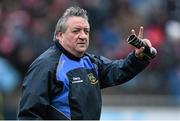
143,39,152,47
131,29,136,35
138,26,144,39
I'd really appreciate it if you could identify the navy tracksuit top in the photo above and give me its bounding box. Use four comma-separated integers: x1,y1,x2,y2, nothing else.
18,41,149,120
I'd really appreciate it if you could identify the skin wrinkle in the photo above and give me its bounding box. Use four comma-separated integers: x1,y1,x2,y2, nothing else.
56,16,90,57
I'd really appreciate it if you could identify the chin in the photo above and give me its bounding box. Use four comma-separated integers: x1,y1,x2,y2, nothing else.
78,49,86,53
77,48,87,54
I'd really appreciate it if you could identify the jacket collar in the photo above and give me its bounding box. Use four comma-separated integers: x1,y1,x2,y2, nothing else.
55,41,81,61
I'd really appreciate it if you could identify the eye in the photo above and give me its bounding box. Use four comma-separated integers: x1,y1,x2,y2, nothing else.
72,29,81,33
84,29,90,34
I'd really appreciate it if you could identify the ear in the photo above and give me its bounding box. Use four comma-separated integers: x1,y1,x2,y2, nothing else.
56,32,63,44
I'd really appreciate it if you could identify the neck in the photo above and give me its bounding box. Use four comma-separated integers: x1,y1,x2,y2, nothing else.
55,41,83,61
70,50,84,58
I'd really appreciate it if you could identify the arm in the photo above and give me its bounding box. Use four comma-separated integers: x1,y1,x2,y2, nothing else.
17,59,51,119
92,26,155,89
18,58,69,120
92,52,150,89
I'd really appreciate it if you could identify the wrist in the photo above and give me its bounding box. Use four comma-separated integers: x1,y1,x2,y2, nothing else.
134,51,149,61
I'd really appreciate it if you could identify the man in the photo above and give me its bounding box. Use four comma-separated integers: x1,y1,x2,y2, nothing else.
18,6,156,120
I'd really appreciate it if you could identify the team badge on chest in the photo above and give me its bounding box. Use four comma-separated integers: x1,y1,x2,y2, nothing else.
88,73,98,85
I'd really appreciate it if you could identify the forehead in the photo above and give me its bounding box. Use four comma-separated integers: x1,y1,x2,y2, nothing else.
66,16,90,28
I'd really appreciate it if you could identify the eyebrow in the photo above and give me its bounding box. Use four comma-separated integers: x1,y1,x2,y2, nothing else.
72,27,90,31
73,26,89,29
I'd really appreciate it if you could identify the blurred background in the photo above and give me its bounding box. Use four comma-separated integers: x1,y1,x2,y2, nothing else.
0,0,180,120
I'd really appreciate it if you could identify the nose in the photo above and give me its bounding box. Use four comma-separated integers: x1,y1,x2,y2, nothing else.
79,31,88,40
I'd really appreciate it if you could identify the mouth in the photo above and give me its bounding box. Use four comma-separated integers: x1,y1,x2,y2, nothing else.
77,42,86,45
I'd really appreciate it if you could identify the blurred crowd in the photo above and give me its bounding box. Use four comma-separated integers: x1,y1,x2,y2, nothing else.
0,0,180,119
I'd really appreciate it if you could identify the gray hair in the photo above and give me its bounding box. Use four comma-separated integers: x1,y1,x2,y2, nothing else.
53,6,89,41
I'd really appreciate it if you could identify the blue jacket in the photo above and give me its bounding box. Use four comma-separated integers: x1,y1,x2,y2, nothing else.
18,41,149,120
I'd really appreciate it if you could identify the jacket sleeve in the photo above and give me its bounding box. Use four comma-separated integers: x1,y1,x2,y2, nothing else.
17,58,52,119
90,51,150,89
17,57,68,120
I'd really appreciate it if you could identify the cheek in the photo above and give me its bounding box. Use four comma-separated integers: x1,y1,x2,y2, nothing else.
87,39,89,44
64,35,77,44
86,39,89,46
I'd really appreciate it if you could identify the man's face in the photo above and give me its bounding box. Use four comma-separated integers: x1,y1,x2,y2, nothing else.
57,16,90,57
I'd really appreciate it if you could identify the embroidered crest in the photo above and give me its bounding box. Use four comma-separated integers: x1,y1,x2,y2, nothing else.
88,73,98,85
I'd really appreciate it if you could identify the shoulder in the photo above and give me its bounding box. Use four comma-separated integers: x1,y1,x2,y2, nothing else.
84,53,97,63
85,53,112,64
28,46,62,72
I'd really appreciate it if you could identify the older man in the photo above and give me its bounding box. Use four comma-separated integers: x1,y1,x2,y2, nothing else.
18,6,155,120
